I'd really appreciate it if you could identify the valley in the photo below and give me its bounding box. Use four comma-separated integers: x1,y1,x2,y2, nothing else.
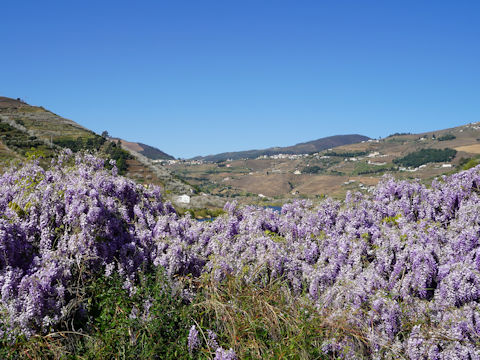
165,123,480,203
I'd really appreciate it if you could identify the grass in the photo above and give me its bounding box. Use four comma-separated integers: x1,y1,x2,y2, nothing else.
194,273,331,359
0,264,362,359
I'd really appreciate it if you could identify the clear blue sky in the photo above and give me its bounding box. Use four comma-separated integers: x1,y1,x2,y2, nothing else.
1,1,479,158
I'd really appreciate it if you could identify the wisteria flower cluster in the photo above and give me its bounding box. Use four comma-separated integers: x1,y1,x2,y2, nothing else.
1,151,480,358
188,325,237,359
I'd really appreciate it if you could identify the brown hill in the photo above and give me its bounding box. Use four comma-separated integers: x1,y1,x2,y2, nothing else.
112,138,174,160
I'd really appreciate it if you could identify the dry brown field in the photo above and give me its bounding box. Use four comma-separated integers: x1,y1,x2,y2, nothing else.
455,144,480,154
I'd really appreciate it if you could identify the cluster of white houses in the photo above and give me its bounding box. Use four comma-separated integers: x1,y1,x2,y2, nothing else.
257,153,310,160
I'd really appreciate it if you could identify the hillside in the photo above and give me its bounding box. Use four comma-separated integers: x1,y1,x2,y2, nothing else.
138,142,174,160
0,96,224,208
167,122,480,202
111,138,174,160
5,96,480,209
193,134,370,162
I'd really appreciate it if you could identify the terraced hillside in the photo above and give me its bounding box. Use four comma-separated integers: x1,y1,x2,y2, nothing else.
0,97,103,158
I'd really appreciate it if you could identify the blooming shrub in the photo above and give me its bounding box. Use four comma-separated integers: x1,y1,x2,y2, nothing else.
1,151,480,358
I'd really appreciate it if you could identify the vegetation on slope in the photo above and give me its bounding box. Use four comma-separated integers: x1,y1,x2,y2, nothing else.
393,148,457,167
437,133,456,141
0,122,54,157
326,150,368,157
103,141,133,175
52,135,106,153
352,161,396,175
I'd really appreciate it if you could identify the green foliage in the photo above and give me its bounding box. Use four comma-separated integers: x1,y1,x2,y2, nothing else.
302,165,322,174
352,162,396,175
8,201,26,218
387,132,411,138
53,136,133,175
264,229,286,243
326,150,367,157
382,213,402,226
0,267,334,360
83,270,192,359
0,122,52,156
178,207,225,219
393,148,457,168
103,141,133,175
0,122,13,132
191,184,203,194
0,269,194,360
437,134,456,141
462,158,480,170
53,135,105,153
25,148,48,160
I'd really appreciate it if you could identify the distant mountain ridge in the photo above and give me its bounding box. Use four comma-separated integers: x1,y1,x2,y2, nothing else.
193,134,371,162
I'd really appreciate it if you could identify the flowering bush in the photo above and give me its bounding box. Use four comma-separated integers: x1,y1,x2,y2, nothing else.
1,151,480,358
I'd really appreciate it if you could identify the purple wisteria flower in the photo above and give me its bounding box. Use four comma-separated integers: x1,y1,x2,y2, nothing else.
187,325,200,353
2,152,480,358
214,347,238,360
